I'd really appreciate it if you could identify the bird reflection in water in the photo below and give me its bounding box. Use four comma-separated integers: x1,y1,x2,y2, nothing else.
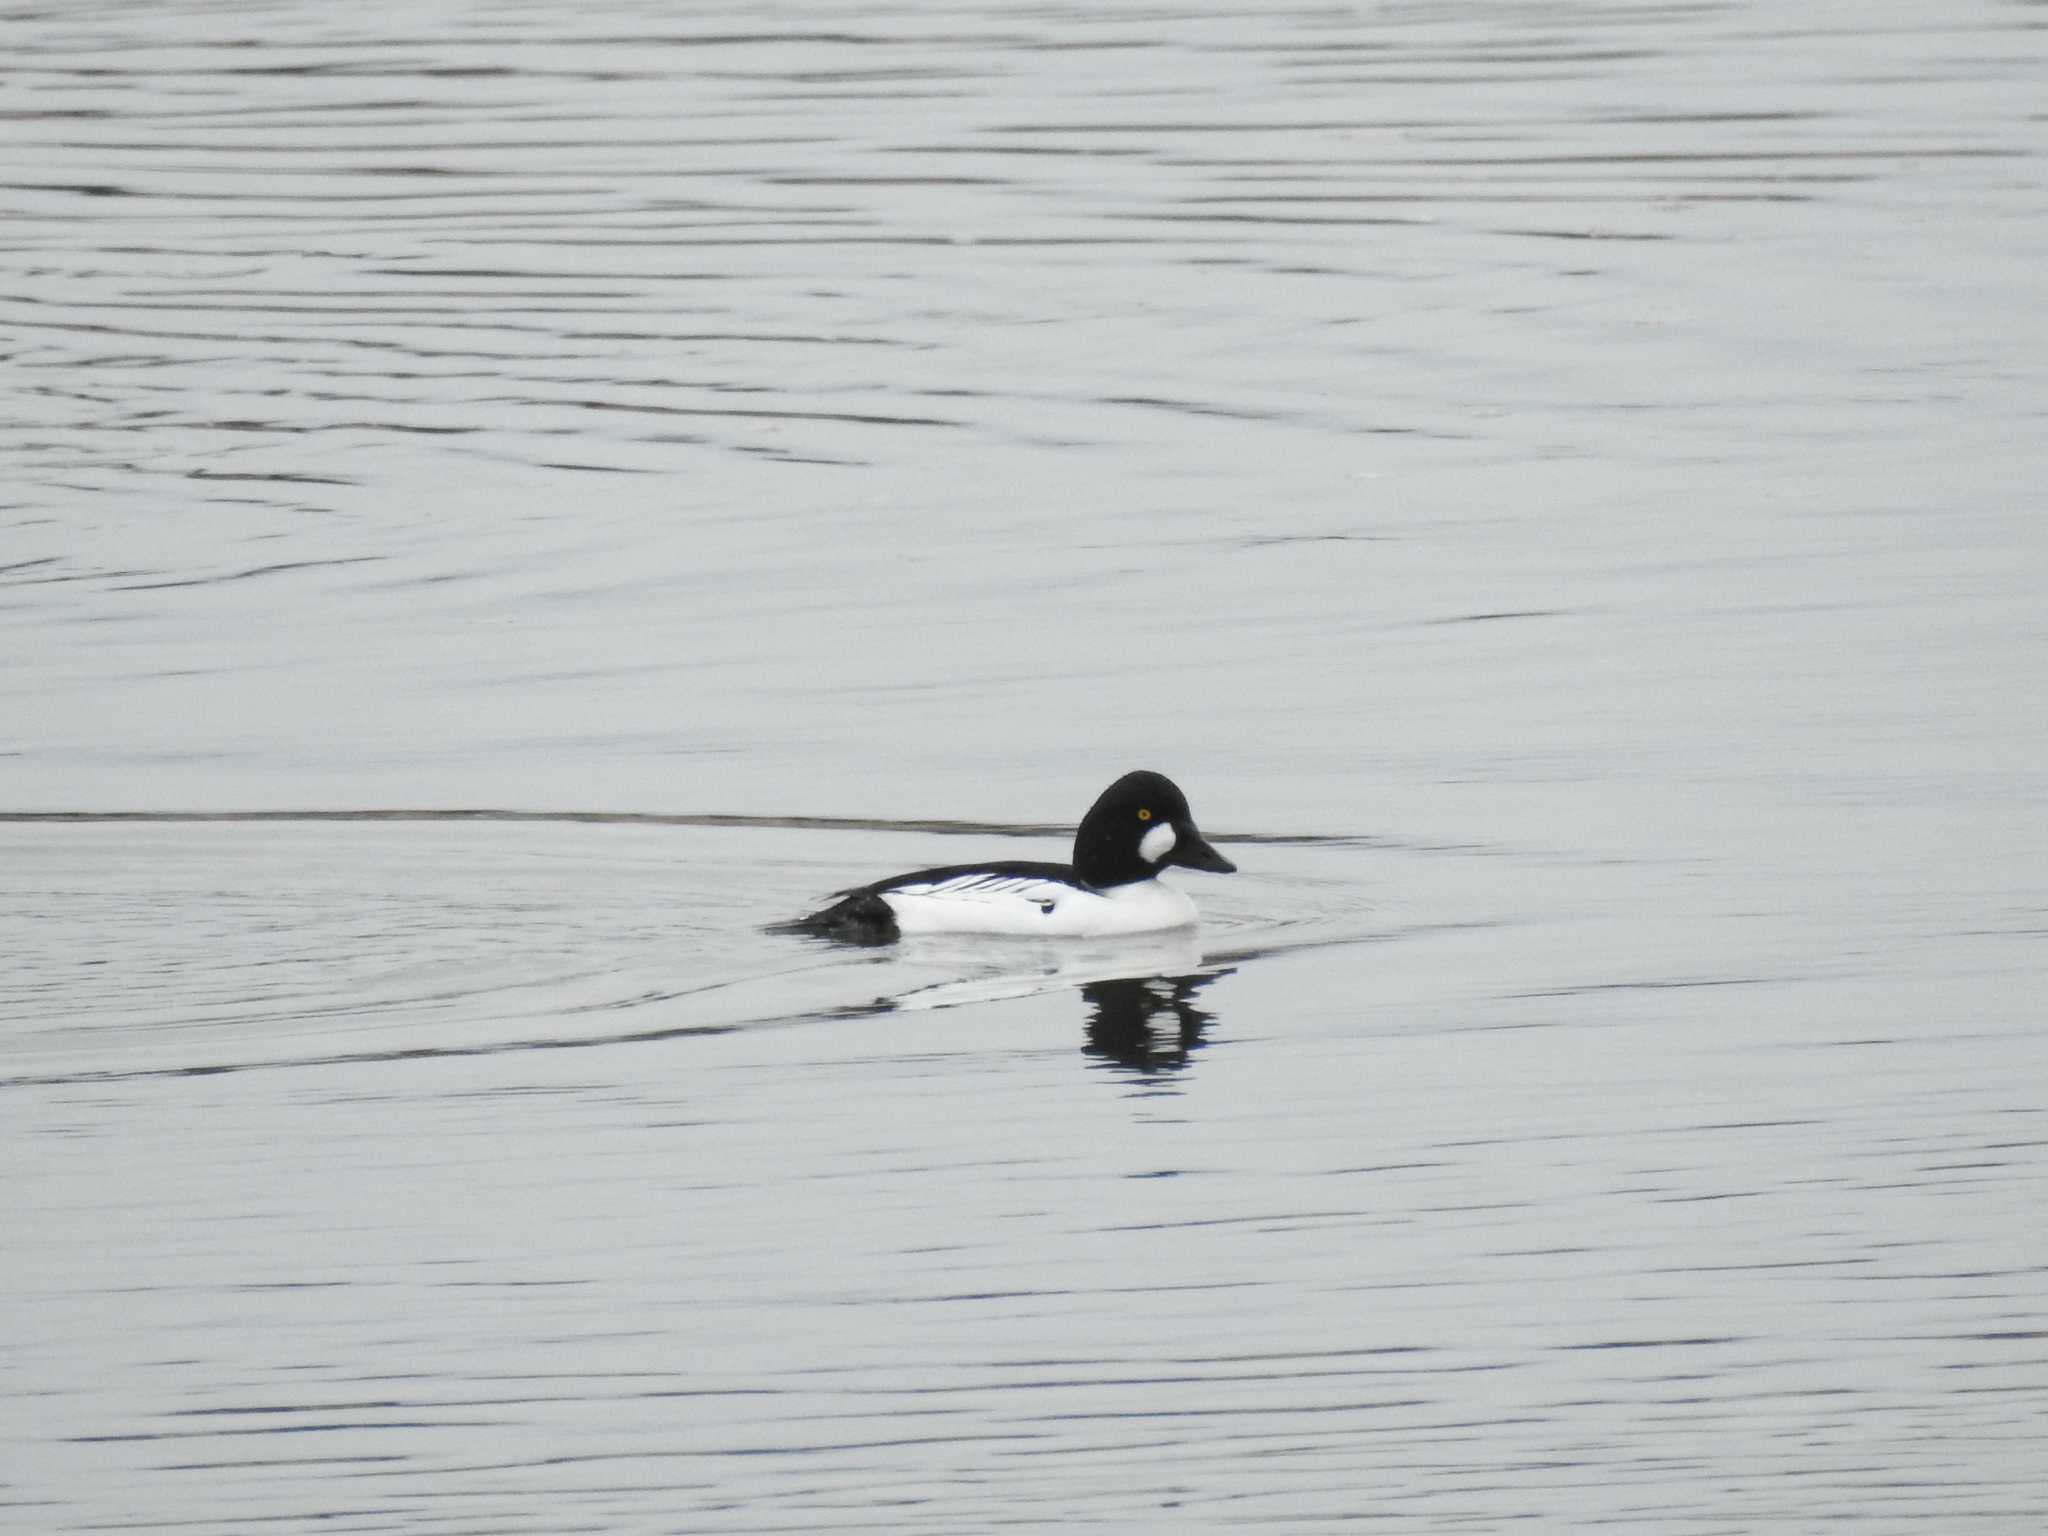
1080,968,1230,1077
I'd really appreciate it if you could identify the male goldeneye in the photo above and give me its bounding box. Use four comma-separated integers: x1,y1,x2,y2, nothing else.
779,770,1236,945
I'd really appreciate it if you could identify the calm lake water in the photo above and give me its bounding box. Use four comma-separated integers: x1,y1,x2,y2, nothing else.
4,1,2045,1531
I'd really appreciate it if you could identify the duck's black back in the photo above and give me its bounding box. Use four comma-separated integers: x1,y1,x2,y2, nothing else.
773,859,1078,945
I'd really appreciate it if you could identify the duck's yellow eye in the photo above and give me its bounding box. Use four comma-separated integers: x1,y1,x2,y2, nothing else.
1136,808,1152,821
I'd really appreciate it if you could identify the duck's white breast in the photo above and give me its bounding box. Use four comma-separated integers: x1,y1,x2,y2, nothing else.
881,873,1199,938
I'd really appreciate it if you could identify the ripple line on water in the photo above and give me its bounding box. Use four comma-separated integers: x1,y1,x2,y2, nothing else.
0,807,1399,848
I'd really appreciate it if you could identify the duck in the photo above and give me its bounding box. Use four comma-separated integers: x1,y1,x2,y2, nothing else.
778,770,1236,945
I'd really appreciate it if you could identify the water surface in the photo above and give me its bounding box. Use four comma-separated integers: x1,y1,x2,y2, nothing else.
4,1,2045,1530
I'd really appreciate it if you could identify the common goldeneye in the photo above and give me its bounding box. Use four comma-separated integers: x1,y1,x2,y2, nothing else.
779,770,1237,945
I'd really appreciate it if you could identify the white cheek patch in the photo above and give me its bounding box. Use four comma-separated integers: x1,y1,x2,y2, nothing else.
1138,821,1179,864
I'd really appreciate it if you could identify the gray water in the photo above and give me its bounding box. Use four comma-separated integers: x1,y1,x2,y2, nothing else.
4,2,2046,1531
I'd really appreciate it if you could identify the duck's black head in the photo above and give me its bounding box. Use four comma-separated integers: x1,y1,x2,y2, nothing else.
1070,769,1237,889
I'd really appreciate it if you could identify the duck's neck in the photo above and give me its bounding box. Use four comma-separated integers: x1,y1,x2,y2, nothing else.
1072,826,1151,888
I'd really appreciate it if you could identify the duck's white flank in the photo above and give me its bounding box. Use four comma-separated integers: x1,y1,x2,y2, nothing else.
881,871,1200,938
